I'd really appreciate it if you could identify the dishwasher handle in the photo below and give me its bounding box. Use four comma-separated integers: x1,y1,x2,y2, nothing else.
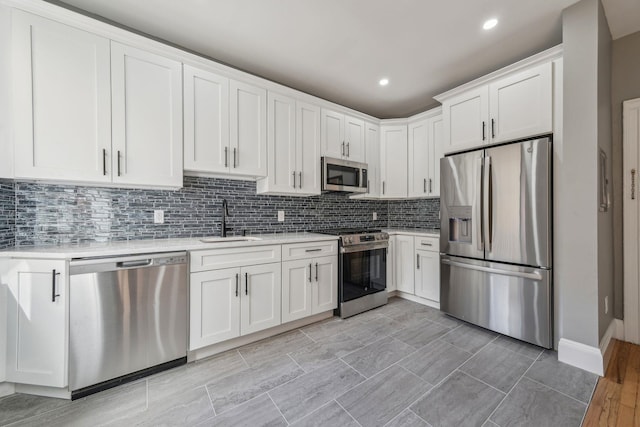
116,259,152,269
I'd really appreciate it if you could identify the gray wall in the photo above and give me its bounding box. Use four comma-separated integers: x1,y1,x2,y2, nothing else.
0,176,440,248
612,31,640,319
559,0,612,348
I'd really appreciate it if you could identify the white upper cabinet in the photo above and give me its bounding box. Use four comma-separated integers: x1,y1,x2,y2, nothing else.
183,65,230,173
442,86,489,153
110,42,183,187
380,124,408,199
352,122,380,199
488,63,552,143
13,11,112,183
439,56,555,154
408,119,429,198
427,114,443,197
230,80,267,177
258,95,321,196
321,109,365,162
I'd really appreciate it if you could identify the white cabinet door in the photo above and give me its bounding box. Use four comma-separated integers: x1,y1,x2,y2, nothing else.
13,11,111,183
313,256,338,314
386,237,396,292
241,263,281,335
415,249,440,302
6,259,67,387
321,109,345,159
380,125,408,199
297,101,322,195
266,92,297,193
230,80,267,177
183,65,230,173
489,63,552,143
189,268,241,349
344,115,365,162
365,122,380,197
408,119,429,198
282,259,312,323
394,235,415,294
111,42,183,188
442,86,489,153
427,115,443,197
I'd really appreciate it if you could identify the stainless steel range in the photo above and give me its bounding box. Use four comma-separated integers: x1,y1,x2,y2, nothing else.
316,228,389,318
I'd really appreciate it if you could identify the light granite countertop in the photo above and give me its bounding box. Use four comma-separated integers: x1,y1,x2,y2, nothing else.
0,232,338,260
383,228,440,237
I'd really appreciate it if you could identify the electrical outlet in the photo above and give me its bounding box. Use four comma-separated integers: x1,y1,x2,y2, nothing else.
605,296,609,314
277,210,285,222
154,210,164,224
373,212,377,220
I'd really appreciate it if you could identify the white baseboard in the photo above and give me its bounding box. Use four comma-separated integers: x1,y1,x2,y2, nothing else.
394,291,440,310
558,338,604,376
0,382,14,398
600,318,624,355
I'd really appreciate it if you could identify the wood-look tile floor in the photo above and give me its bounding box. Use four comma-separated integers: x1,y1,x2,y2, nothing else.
584,339,640,426
0,297,599,427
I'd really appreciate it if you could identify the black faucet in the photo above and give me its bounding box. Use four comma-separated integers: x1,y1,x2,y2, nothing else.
222,199,233,237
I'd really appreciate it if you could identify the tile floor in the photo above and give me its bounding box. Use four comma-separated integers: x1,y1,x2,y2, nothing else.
0,297,599,427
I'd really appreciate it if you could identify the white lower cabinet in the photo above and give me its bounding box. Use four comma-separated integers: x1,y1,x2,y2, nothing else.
394,235,415,294
5,259,68,387
282,249,338,323
387,233,440,307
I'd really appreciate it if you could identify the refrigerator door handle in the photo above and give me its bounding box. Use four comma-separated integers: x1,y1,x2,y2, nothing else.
441,258,543,281
477,157,484,251
485,155,493,252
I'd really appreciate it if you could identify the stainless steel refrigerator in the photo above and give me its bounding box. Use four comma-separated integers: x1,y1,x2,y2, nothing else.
440,136,552,348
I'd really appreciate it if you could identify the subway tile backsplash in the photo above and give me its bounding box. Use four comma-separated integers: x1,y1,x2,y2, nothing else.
0,176,439,249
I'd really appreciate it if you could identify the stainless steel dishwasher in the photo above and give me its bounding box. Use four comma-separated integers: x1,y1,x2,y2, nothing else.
69,252,188,399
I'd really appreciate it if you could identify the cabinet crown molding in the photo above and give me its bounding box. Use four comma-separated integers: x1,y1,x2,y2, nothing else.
434,44,563,103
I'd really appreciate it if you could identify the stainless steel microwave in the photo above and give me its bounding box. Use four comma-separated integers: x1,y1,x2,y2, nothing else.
321,157,368,193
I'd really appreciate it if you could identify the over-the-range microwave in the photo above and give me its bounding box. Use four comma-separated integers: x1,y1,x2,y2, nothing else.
321,157,368,193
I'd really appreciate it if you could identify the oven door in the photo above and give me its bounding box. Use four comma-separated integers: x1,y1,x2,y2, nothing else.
340,246,387,302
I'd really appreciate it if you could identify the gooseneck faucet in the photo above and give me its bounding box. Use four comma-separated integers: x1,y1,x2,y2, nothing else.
222,199,233,237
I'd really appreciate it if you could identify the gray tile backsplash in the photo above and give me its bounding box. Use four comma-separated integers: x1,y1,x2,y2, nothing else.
0,176,440,248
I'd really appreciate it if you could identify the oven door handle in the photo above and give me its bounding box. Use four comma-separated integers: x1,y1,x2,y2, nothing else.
341,243,389,253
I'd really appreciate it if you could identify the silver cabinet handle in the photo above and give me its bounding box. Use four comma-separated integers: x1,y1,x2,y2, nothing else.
305,248,322,252
117,150,122,176
103,149,107,176
424,178,427,193
441,258,543,281
482,121,486,141
315,263,318,281
491,118,495,139
632,169,636,200
383,181,385,195
429,178,433,193
292,171,296,188
235,273,239,297
225,147,228,168
421,242,433,246
416,254,420,269
347,142,350,157
341,141,345,156
309,263,312,282
51,269,60,302
299,172,302,189
233,148,237,168
245,272,248,295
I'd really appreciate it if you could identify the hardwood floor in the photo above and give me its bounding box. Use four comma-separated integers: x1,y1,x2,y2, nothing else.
584,339,640,426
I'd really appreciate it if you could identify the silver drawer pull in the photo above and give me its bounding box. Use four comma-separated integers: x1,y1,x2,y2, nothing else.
305,248,322,252
421,242,433,246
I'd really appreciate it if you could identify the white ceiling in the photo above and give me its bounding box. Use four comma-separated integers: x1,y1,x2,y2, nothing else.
49,0,638,119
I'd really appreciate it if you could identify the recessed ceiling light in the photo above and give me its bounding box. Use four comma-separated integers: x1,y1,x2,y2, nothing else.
483,18,498,30
379,78,389,86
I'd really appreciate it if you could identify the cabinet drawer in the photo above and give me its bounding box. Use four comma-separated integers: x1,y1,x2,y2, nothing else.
414,236,439,252
282,240,338,261
191,245,281,272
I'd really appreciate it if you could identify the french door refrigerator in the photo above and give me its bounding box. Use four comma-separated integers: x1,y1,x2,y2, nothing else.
440,136,552,348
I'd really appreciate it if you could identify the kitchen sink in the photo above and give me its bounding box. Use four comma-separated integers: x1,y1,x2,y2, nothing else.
199,236,262,243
